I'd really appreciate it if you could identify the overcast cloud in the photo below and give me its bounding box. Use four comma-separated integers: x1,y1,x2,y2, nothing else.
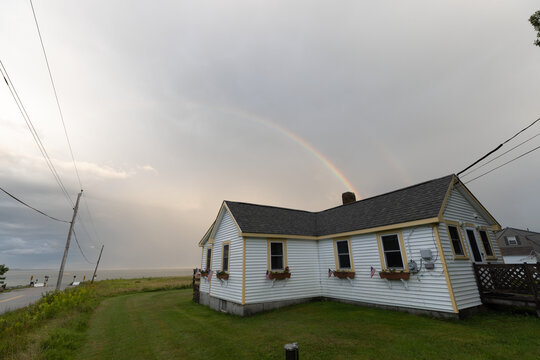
1,1,539,270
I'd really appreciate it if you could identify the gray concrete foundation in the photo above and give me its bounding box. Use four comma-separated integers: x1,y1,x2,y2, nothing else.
198,291,460,318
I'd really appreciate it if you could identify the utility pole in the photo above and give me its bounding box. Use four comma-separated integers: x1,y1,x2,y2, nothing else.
56,190,83,291
91,244,104,284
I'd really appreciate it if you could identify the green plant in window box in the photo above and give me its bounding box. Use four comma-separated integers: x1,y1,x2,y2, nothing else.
268,266,291,280
379,269,410,280
216,270,229,280
200,269,210,277
333,270,355,279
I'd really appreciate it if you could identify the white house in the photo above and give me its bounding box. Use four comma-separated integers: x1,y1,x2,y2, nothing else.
198,174,502,318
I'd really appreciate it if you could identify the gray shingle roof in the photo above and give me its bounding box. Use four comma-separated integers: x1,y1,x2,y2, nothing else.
225,174,455,237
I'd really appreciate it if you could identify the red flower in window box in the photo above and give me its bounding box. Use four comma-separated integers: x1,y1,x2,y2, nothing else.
333,270,355,279
268,266,291,280
379,270,410,280
216,271,229,280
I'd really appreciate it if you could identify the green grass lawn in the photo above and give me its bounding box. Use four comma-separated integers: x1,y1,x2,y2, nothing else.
77,289,540,360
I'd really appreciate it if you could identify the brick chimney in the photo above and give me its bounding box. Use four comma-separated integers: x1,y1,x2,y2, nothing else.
342,191,356,205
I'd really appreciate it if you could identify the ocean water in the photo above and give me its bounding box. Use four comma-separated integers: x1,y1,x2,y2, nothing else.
4,268,194,287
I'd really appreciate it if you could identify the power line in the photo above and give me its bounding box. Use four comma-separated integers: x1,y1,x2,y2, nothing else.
29,0,82,190
29,2,103,250
464,144,540,184
81,193,102,247
457,116,540,176
0,60,74,207
73,230,95,265
461,131,540,178
76,212,100,247
0,186,70,223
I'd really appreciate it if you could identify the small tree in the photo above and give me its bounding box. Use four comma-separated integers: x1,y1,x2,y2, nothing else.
0,264,9,289
530,11,540,47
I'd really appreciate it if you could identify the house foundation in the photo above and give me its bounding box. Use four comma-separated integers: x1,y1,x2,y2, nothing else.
199,292,462,319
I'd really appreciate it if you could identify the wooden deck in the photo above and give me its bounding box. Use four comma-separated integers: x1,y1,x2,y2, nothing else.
473,262,539,316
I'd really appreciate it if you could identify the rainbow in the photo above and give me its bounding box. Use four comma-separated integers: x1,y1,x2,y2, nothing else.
218,107,361,198
375,142,414,186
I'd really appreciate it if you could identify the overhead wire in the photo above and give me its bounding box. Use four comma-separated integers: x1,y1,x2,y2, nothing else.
81,194,102,247
73,230,95,265
461,131,540,178
0,60,74,207
464,144,540,184
30,1,104,251
457,116,540,176
0,186,70,223
29,0,82,190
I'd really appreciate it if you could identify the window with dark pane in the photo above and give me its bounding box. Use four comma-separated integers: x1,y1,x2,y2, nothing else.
478,230,493,256
381,234,404,269
448,225,465,256
206,248,212,270
336,240,351,269
270,242,284,270
222,244,230,272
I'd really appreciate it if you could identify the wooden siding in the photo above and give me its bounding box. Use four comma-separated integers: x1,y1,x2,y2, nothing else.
320,227,455,313
208,210,243,304
441,187,503,310
200,243,210,294
244,238,321,304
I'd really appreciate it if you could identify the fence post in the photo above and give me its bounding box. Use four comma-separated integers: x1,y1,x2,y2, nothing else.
284,342,299,360
525,262,540,317
192,268,200,303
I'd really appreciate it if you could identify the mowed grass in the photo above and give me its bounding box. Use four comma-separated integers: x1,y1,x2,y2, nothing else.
77,289,540,360
0,277,192,360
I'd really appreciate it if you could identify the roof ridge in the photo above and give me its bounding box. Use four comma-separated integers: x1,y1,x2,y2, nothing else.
318,174,455,213
226,174,454,215
225,200,314,214
505,227,540,235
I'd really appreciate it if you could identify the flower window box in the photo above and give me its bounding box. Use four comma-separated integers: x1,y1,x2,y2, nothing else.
216,272,229,280
268,266,291,280
269,272,291,280
333,271,355,279
379,271,410,280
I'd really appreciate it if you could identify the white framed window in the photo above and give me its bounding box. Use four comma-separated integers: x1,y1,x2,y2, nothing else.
507,236,518,246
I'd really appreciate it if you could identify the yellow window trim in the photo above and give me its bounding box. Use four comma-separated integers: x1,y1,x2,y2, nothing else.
205,245,213,269
433,225,459,314
205,245,213,293
221,241,231,272
333,238,354,271
376,230,409,271
477,227,497,260
444,220,470,260
267,239,288,271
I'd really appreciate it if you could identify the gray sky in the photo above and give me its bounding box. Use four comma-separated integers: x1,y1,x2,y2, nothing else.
1,1,539,270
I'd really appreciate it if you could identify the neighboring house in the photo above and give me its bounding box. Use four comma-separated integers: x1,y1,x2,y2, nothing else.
496,227,540,264
198,174,502,318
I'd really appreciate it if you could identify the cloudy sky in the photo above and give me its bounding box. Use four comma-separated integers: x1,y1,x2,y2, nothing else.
1,1,539,270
